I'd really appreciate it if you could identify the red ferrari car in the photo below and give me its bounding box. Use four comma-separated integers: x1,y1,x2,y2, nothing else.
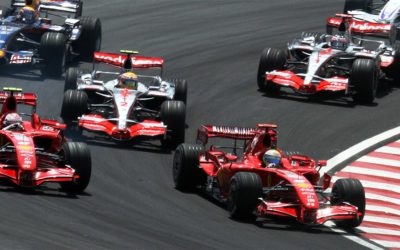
173,124,365,227
0,87,91,193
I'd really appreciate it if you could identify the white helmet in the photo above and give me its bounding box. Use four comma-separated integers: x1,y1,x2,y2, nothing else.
3,113,23,127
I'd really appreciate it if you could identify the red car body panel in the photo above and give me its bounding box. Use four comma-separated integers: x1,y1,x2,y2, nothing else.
0,89,77,188
195,124,362,225
79,115,166,140
327,16,393,38
266,71,348,94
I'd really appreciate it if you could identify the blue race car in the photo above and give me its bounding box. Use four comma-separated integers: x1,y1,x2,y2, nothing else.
0,0,101,76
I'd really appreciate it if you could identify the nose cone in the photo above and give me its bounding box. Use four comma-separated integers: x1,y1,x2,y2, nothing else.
111,128,131,140
16,144,37,171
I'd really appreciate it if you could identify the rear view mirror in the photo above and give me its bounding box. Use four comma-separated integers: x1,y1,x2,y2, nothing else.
318,160,327,167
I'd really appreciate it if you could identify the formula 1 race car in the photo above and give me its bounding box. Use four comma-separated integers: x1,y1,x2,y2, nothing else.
60,50,187,147
326,0,400,43
173,124,365,227
0,0,101,76
257,21,399,104
0,87,91,193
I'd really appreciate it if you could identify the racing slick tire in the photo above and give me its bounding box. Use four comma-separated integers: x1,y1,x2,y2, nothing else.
173,143,206,191
76,17,102,61
343,0,372,13
170,79,188,104
227,172,263,221
60,142,91,193
351,58,378,104
257,48,287,94
61,90,89,123
160,100,186,148
64,67,81,91
40,32,67,77
331,178,366,228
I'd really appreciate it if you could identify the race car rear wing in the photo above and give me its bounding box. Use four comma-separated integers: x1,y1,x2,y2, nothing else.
0,87,37,107
94,52,164,70
197,124,277,145
11,0,83,18
327,14,394,40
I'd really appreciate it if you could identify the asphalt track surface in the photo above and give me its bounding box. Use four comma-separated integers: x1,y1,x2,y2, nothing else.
0,0,399,249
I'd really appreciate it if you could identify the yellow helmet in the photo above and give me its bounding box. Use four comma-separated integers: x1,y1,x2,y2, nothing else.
263,149,281,165
118,72,138,89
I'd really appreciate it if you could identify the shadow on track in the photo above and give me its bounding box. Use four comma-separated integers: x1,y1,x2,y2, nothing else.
0,184,91,199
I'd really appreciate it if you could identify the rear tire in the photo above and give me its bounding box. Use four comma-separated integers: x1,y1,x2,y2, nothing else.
61,90,89,122
64,67,81,91
257,48,287,94
227,172,263,221
344,0,372,13
76,17,102,61
173,143,205,191
40,32,67,77
160,100,186,148
60,142,91,193
331,178,365,228
351,58,378,104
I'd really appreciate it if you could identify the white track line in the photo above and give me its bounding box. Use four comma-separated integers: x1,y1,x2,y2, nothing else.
363,215,400,225
365,193,400,206
375,146,400,155
322,126,400,177
367,205,400,215
341,166,400,180
323,126,400,249
372,240,400,248
324,222,384,250
358,227,400,236
331,177,400,194
356,156,400,168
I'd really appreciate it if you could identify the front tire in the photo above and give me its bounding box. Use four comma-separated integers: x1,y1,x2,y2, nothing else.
40,32,67,77
160,100,186,148
351,58,378,104
173,143,205,191
171,79,188,104
60,142,92,193
64,67,81,91
257,48,287,94
331,178,365,228
227,172,263,221
61,90,89,122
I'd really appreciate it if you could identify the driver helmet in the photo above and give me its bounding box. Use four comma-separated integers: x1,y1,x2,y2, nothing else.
18,6,39,24
3,113,23,128
263,149,281,167
118,72,138,89
330,35,349,50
